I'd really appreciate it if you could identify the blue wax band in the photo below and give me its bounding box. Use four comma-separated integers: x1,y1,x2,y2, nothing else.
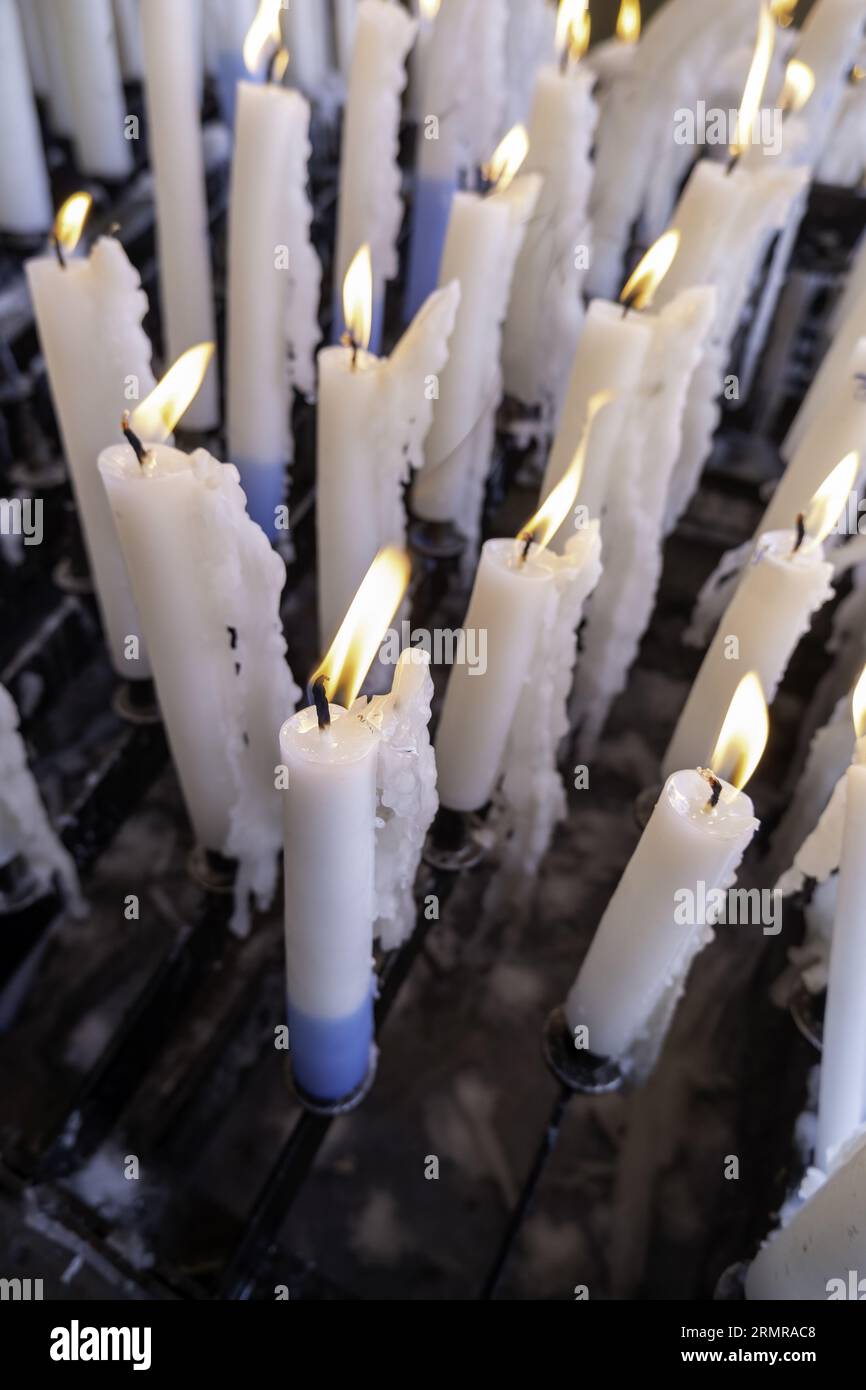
288,992,374,1103
215,51,250,129
404,173,457,324
331,291,385,357
235,459,286,540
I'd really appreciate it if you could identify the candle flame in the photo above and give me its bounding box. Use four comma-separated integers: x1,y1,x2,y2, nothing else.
731,3,776,159
129,343,215,442
616,0,641,44
620,230,680,312
769,0,797,26
271,47,290,83
853,665,866,740
555,0,589,64
484,124,530,193
419,0,441,19
710,672,769,793
312,547,411,710
780,60,815,114
54,192,93,256
851,64,866,85
342,244,373,353
798,451,859,555
243,0,283,74
519,392,614,554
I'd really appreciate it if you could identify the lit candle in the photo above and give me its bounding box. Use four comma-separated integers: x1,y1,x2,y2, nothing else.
818,62,866,186
141,0,219,431
280,0,331,95
816,668,866,1169
55,0,133,180
281,550,437,1105
317,244,459,650
226,37,321,535
98,348,299,936
571,238,717,756
791,0,866,168
435,395,607,818
746,1136,866,1299
502,2,596,419
0,683,83,914
663,455,857,779
565,674,767,1073
410,127,542,554
26,196,155,683
0,0,52,236
332,0,417,354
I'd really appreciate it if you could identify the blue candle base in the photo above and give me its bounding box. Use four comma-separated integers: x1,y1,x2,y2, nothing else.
288,991,375,1107
404,174,457,324
235,459,287,541
331,291,384,357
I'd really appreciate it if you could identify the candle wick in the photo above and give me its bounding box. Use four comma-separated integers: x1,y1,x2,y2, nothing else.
519,530,533,563
725,152,741,177
340,329,360,370
121,412,149,468
311,674,331,730
53,236,66,269
793,513,806,552
699,767,723,811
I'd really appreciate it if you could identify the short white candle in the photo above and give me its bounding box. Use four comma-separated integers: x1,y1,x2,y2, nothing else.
226,77,321,534
746,1135,866,1299
26,204,155,681
141,0,219,431
566,674,767,1070
332,0,416,352
317,244,459,649
56,0,134,180
0,0,52,236
411,135,542,550
663,455,858,779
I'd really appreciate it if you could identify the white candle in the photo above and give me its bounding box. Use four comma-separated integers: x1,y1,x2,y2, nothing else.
567,674,767,1071
333,0,358,80
816,754,866,1169
112,0,145,81
818,65,866,186
33,0,75,137
317,251,459,649
99,363,299,935
0,683,83,914
141,0,219,431
662,456,855,780
410,163,542,552
787,270,866,465
281,0,331,94
746,1135,866,1299
15,0,48,95
793,0,866,167
502,0,556,129
541,301,652,531
0,0,52,236
333,0,416,353
281,552,436,1102
26,220,155,681
573,283,717,757
435,403,604,815
56,0,133,180
226,79,321,535
502,56,597,417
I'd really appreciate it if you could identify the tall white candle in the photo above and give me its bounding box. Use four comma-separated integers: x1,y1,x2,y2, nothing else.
26,221,155,681
99,368,299,934
333,0,358,80
662,455,856,779
141,0,219,430
502,50,597,418
56,0,134,180
0,0,52,236
818,64,866,186
112,0,145,81
411,163,542,553
746,1135,866,1299
33,0,75,137
503,0,556,129
281,0,331,94
226,79,321,535
15,0,48,95
317,255,459,649
793,0,866,168
332,0,416,351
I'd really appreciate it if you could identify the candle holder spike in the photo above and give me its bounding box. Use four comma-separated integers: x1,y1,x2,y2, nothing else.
289,1049,378,1118
423,807,489,872
407,517,466,562
187,847,238,895
789,983,824,1053
714,1260,748,1300
542,1007,624,1096
112,678,161,726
